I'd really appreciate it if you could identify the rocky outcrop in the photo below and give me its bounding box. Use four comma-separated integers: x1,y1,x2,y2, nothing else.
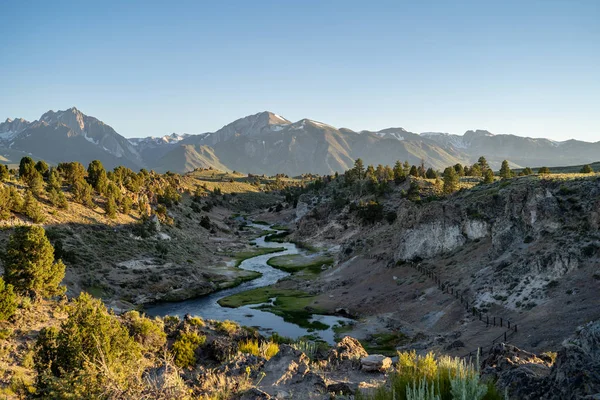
483,321,600,399
258,345,326,399
481,343,552,398
361,354,393,372
327,336,369,369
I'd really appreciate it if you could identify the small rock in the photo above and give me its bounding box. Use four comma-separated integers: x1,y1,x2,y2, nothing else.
327,382,355,394
237,388,271,399
335,307,351,317
361,354,393,372
445,340,465,350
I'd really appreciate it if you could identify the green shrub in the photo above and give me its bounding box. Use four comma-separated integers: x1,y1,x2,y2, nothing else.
157,185,181,207
356,200,384,224
188,316,205,327
47,188,68,209
200,215,212,229
171,331,206,368
0,277,18,321
34,293,143,397
356,351,492,400
239,339,279,360
386,211,398,224
215,320,239,335
122,310,166,353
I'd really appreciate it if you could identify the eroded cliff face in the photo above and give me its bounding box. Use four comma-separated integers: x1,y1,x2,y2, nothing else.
393,183,569,262
395,220,488,261
387,178,600,317
288,175,600,351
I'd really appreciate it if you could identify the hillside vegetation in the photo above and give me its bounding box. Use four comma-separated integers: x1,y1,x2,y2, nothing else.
0,155,599,399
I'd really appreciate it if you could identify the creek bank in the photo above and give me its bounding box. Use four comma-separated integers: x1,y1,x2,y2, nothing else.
145,223,352,343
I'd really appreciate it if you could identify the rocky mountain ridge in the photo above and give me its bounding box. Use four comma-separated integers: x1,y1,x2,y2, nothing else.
2,108,599,175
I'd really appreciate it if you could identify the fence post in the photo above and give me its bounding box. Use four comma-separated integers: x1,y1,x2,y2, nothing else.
514,324,517,332
486,316,489,326
493,317,496,326
500,318,503,327
504,331,507,342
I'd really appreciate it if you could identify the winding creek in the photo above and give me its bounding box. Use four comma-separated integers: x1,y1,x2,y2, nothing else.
145,223,352,344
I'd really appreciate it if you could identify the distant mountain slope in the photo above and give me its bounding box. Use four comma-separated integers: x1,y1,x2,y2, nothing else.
1,108,598,175
421,130,600,168
154,144,229,173
130,133,195,167
0,107,143,170
157,113,468,175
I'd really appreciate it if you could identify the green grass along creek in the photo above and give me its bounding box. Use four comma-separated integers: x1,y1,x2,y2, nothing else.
145,223,351,344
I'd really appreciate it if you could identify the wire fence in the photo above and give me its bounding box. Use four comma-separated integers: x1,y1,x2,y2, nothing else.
405,261,520,359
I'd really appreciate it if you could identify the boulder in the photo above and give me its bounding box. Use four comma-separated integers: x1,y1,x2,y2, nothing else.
327,336,369,369
258,345,326,398
445,339,465,350
360,354,392,372
327,381,356,394
483,320,600,399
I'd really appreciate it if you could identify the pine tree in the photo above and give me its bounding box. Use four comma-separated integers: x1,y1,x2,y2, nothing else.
35,160,49,177
470,164,482,177
19,156,35,179
27,170,45,195
72,179,94,208
538,166,551,174
499,160,512,179
483,168,495,183
58,162,86,185
0,277,18,321
365,165,376,180
521,167,533,176
425,168,437,179
121,196,132,215
3,225,66,297
24,191,46,223
48,188,68,209
409,165,419,177
105,194,117,219
477,156,489,173
580,164,593,173
454,163,465,176
87,160,108,194
393,161,406,184
47,168,62,191
443,167,459,194
353,159,365,180
383,165,394,181
0,164,10,182
375,164,385,181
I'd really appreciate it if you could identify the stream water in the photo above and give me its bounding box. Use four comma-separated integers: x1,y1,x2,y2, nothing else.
144,224,351,344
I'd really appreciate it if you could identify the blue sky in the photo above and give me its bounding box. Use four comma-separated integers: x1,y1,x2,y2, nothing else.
1,0,598,140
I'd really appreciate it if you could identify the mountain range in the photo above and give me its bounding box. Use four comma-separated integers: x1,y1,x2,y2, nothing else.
1,107,598,175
